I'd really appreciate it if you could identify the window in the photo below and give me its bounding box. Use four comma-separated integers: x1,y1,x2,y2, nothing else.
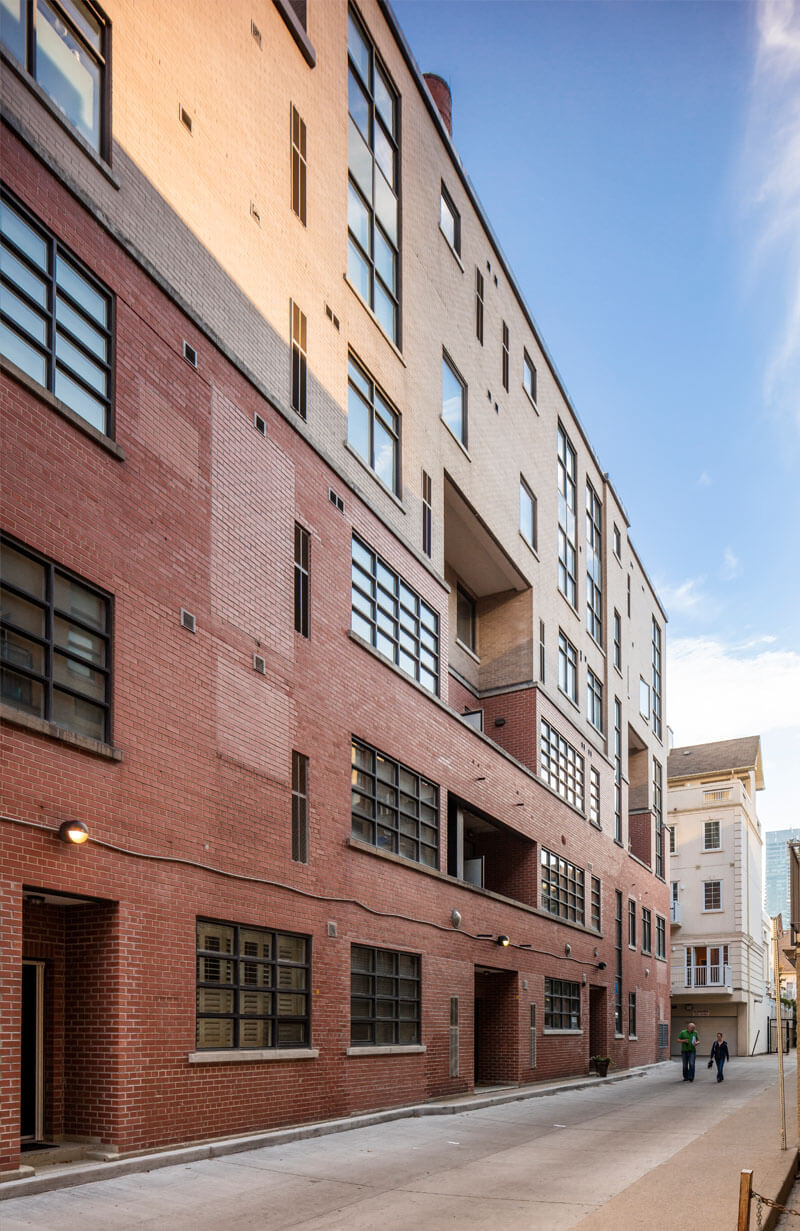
351,737,438,867
627,573,631,617
1,535,111,741
628,898,636,947
347,9,399,341
290,300,307,418
654,759,664,878
651,618,663,740
544,978,581,1030
589,766,601,828
350,536,439,694
1,188,113,435
350,945,420,1045
422,470,432,558
613,523,622,559
642,907,652,954
291,104,307,224
538,619,545,683
656,915,666,959
520,478,537,551
475,267,484,344
557,423,577,606
347,354,399,493
613,610,621,671
523,350,537,406
456,585,476,653
294,524,309,637
587,668,603,732
558,631,577,703
585,483,602,643
196,919,310,1049
703,880,722,911
501,321,509,392
639,677,650,720
2,0,110,157
541,848,585,923
440,182,460,255
591,875,601,931
613,697,622,844
628,992,637,1038
441,352,467,446
540,718,585,811
614,891,623,1034
291,751,309,863
703,820,721,851
669,825,676,854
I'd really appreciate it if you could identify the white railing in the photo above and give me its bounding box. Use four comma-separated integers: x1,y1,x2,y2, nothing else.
670,900,681,924
684,964,732,990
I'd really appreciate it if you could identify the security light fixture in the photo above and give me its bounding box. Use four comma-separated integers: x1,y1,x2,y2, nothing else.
497,935,510,947
59,820,89,845
451,910,462,929
597,961,607,970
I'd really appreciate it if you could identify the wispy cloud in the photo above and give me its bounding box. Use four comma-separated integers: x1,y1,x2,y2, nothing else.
696,470,712,488
720,547,741,581
746,0,800,433
667,634,800,829
658,575,709,619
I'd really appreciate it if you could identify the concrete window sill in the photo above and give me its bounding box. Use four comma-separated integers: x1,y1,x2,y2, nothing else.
188,1048,319,1064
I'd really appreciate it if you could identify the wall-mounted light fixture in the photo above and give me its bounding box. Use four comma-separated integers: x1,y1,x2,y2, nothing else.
25,893,46,907
597,961,607,970
564,943,571,956
497,935,510,947
59,820,89,845
451,909,462,929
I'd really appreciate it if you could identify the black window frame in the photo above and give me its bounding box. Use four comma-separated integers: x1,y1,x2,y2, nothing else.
541,847,585,924
1,532,112,742
290,103,307,225
350,535,439,695
350,944,421,1046
475,267,484,344
557,630,577,703
350,736,439,868
501,320,509,391
586,481,603,644
540,718,585,811
291,749,309,863
557,422,577,607
196,918,311,1050
422,469,432,558
294,523,310,637
656,914,666,960
520,476,537,552
613,609,622,671
544,977,581,1030
523,348,537,406
290,299,307,419
642,906,652,954
2,0,112,161
347,352,400,494
440,181,460,256
628,898,636,948
456,583,476,653
1,185,114,437
441,350,467,447
587,667,603,733
628,991,637,1038
652,617,663,740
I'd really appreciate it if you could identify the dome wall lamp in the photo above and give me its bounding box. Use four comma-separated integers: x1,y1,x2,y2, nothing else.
497,934,510,947
59,819,89,845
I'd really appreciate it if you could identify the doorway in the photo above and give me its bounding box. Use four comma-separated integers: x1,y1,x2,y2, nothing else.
589,985,607,1065
21,960,44,1143
474,967,518,1085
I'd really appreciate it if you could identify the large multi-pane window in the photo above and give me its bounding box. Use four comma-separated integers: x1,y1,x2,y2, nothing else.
1,535,111,742
544,978,580,1030
541,848,585,923
196,920,310,1050
558,631,577,703
540,719,585,810
1,188,113,434
294,524,309,637
703,880,722,911
557,423,577,606
587,668,603,732
654,758,664,878
703,819,721,850
291,750,309,863
613,697,622,844
1,0,110,157
351,737,438,868
656,914,666,959
652,618,663,740
442,352,467,446
585,482,602,642
350,536,439,694
350,945,420,1045
347,355,399,493
347,8,399,341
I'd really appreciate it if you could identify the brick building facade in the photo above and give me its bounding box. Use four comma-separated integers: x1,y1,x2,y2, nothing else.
0,0,670,1176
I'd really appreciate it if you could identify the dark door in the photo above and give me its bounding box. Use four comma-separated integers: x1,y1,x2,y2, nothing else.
21,961,43,1141
474,997,482,1081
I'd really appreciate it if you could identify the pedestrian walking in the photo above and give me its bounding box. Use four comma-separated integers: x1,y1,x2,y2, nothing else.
677,1021,699,1081
709,1032,729,1082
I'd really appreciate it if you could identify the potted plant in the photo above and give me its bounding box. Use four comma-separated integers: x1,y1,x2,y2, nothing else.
591,1055,615,1078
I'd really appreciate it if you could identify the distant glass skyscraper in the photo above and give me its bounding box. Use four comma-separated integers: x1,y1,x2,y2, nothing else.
765,829,800,921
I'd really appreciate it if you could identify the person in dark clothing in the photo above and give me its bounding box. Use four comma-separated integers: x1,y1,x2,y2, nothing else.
710,1032,729,1082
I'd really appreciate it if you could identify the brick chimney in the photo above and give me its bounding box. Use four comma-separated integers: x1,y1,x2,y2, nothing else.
424,73,452,137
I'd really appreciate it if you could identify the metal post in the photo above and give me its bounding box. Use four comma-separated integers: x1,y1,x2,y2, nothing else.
774,922,786,1150
737,1169,752,1231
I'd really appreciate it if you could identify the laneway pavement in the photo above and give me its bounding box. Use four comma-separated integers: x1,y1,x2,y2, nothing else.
2,1055,796,1230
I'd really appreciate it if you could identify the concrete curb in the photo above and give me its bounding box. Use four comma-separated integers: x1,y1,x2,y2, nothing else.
0,1064,657,1200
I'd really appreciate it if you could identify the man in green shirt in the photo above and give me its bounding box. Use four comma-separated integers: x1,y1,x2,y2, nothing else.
677,1022,699,1081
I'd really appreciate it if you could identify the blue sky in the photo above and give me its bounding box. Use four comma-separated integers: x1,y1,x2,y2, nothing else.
393,0,800,833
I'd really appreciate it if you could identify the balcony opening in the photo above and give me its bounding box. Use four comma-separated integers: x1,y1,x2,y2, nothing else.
447,796,536,907
627,726,651,866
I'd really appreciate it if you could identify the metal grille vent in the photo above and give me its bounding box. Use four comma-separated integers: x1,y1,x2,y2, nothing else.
253,654,266,675
253,413,266,436
327,922,338,937
180,608,196,633
183,340,197,368
328,488,344,513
